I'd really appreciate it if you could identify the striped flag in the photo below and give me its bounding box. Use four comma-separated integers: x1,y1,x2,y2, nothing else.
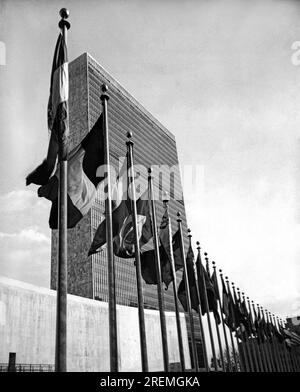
27,33,105,229
26,32,69,187
48,32,69,160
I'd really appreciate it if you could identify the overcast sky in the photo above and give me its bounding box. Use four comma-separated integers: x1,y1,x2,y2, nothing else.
0,0,299,319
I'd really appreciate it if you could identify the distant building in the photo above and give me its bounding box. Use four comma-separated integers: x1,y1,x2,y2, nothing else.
50,53,204,367
287,316,300,335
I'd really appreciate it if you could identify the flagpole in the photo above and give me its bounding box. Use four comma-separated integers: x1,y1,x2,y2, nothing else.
268,312,283,372
177,217,199,371
277,317,289,372
148,168,169,372
265,310,280,372
237,288,254,372
213,263,232,372
205,254,225,372
253,302,269,372
101,84,118,372
189,237,209,371
228,280,246,372
126,132,148,372
55,8,70,373
196,244,218,372
233,285,250,372
258,304,272,372
220,272,239,371
242,292,259,372
247,297,263,372
163,198,185,371
261,306,275,372
280,318,293,372
272,314,286,372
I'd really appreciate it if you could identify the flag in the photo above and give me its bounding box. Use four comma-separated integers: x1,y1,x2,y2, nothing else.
196,252,221,324
35,116,104,229
140,229,182,288
177,243,199,312
140,205,183,288
26,32,69,187
88,195,152,257
221,278,236,331
255,307,267,344
211,269,220,301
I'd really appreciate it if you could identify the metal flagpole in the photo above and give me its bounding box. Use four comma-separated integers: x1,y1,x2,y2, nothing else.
252,302,269,372
268,312,283,372
237,289,254,372
101,85,118,372
272,314,285,372
214,265,232,372
126,132,148,371
205,255,225,372
55,8,70,373
187,230,210,371
247,297,263,372
242,292,259,372
261,306,275,372
163,197,185,372
189,238,209,371
266,310,281,372
280,318,293,372
258,304,272,372
177,217,199,371
196,244,218,372
229,280,248,372
220,272,238,371
277,317,290,372
148,168,169,372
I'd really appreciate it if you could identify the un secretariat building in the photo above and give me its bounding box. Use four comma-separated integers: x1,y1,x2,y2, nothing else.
50,53,203,367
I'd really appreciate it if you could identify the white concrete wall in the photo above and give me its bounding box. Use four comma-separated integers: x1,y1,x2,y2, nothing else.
0,277,191,371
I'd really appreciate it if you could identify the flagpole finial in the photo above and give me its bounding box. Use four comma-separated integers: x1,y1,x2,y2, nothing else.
162,191,169,203
187,228,191,236
126,131,134,147
219,268,222,274
59,8,70,29
177,211,182,222
101,84,108,93
212,261,216,268
148,167,152,175
100,84,110,103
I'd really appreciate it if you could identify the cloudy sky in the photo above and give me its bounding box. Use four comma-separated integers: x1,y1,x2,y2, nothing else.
0,0,299,319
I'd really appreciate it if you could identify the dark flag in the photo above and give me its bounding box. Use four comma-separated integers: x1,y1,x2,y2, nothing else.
196,252,221,324
140,229,182,288
177,243,198,312
28,116,105,229
211,269,220,300
221,276,236,330
88,195,152,257
240,298,252,335
26,32,69,186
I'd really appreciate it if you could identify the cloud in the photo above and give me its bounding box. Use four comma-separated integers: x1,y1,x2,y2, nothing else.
0,227,50,245
0,226,50,288
0,189,46,213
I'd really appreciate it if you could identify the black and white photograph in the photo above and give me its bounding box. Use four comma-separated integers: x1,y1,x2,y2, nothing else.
0,0,299,383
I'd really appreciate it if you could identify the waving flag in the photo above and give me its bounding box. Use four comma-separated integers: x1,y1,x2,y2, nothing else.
37,116,104,229
26,32,69,187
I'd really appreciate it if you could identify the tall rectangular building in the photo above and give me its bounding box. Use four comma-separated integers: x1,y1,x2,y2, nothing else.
50,53,203,365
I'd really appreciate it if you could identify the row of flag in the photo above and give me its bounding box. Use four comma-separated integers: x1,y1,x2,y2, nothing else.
26,13,300,372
